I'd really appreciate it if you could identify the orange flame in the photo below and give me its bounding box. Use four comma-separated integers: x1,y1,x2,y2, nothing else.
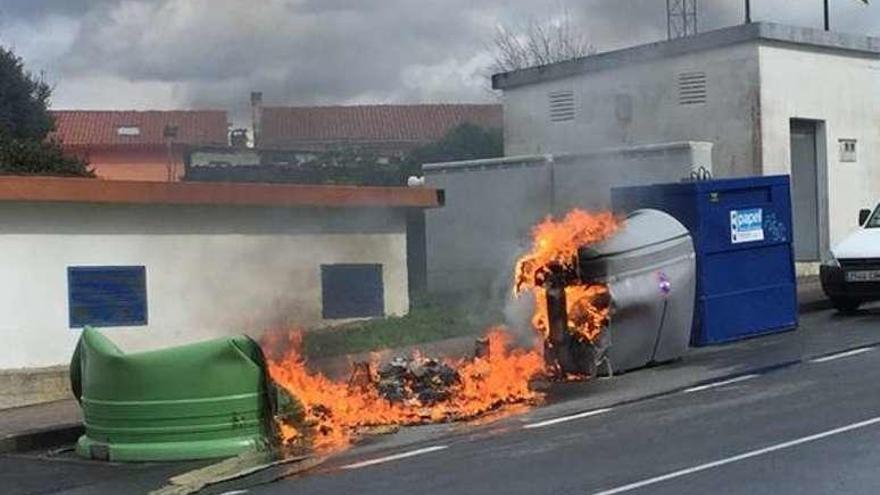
514,209,619,343
263,327,543,452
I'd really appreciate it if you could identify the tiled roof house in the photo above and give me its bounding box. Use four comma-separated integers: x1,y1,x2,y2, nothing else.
257,104,502,155
51,110,228,181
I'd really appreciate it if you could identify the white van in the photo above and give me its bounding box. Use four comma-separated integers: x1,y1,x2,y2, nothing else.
820,205,880,312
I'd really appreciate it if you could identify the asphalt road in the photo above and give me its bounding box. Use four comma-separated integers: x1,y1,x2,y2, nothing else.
4,306,880,494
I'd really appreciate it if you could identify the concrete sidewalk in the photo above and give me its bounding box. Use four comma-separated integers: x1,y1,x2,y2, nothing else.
796,275,829,312
0,276,835,455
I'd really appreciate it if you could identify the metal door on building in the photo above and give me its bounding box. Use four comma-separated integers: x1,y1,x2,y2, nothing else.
789,119,821,261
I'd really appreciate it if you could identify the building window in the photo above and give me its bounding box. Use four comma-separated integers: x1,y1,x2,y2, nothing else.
68,266,147,328
321,264,384,319
839,139,857,162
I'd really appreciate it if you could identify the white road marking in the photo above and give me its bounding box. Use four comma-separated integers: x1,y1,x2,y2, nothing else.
683,374,759,393
809,347,874,363
591,415,880,495
218,491,249,495
523,408,612,429
340,445,448,470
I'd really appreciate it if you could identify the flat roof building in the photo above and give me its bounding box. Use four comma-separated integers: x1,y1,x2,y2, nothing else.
0,176,440,408
493,22,880,263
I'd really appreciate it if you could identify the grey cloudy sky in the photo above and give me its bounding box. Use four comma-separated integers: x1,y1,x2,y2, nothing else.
1,0,879,127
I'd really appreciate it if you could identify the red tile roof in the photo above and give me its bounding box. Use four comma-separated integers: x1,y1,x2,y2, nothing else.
259,104,502,151
50,110,229,149
0,176,442,209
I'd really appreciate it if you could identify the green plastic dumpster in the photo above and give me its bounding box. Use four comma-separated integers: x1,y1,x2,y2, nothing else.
70,328,272,462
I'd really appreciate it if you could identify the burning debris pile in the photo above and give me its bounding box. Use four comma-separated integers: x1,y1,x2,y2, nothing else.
262,208,620,452
375,356,459,405
264,329,543,452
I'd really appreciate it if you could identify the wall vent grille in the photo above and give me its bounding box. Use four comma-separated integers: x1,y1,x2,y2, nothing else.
678,72,707,105
548,90,576,122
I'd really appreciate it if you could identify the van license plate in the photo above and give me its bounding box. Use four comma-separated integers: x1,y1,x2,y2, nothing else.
846,270,880,282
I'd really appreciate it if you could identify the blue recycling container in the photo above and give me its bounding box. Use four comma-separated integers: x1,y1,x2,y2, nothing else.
612,175,797,346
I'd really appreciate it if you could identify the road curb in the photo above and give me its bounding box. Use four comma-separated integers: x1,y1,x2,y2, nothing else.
796,275,828,314
0,423,83,454
799,299,832,313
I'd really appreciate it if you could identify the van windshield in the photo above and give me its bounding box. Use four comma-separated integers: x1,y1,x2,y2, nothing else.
867,207,880,228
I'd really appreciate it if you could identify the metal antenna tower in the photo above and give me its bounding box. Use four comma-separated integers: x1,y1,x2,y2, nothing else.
667,0,698,39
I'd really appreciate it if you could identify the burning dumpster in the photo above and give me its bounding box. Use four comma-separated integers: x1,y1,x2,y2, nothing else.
70,327,273,461
578,209,696,373
514,208,695,377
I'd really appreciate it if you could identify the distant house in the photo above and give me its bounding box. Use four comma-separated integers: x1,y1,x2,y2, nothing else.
51,110,229,182
254,102,502,160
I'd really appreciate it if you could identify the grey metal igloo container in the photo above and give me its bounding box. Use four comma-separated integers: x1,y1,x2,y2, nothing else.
578,209,696,373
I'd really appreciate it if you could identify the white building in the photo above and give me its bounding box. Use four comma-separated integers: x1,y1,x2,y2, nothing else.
494,22,880,263
0,176,439,408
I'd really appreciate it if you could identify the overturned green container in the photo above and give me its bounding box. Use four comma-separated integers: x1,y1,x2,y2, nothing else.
70,328,272,462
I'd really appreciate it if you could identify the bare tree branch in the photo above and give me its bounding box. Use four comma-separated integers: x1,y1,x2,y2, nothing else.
491,9,594,74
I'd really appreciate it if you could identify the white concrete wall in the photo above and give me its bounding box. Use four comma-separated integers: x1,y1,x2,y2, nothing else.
758,44,880,247
424,142,712,298
502,44,760,177
0,203,408,370
425,157,551,299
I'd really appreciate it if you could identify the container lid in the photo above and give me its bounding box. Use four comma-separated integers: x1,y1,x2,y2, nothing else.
578,209,692,280
586,209,689,258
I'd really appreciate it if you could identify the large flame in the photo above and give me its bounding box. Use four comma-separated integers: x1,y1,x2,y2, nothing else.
264,328,543,452
514,209,620,343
